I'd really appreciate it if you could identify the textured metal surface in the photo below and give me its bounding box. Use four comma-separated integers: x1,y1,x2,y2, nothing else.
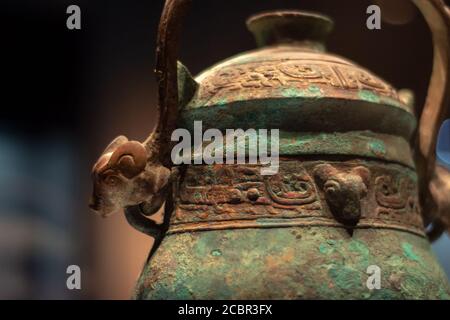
135,227,450,299
187,131,415,168
170,160,424,236
111,2,450,300
187,48,406,110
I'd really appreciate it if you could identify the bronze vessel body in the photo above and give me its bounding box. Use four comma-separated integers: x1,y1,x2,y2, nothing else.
90,0,450,299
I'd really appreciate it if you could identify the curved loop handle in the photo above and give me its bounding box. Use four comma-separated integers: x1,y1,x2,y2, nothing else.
124,206,163,238
413,0,450,163
154,0,192,167
411,0,450,237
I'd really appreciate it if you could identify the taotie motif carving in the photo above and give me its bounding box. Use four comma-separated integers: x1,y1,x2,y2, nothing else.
375,175,413,209
201,61,399,101
169,160,424,236
265,168,317,205
313,164,370,225
374,174,422,227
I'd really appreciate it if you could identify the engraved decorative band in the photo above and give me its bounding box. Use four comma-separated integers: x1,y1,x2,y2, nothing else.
168,160,425,237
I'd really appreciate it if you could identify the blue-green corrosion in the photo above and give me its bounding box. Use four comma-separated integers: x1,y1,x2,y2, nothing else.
134,227,450,300
359,89,380,103
186,130,413,168
281,85,323,98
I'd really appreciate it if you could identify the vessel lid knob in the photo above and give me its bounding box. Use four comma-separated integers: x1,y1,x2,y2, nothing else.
246,10,334,50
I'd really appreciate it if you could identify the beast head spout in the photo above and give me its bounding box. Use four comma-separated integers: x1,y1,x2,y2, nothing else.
89,136,170,217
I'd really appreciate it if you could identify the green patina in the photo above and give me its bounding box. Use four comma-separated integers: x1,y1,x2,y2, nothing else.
369,288,400,300
184,129,414,168
402,242,421,263
281,87,302,98
368,140,386,157
281,85,323,99
439,287,450,300
131,8,449,301
400,274,431,299
319,243,332,254
348,239,371,265
135,227,450,300
328,265,362,291
193,192,202,200
307,85,322,95
216,98,228,106
358,90,381,103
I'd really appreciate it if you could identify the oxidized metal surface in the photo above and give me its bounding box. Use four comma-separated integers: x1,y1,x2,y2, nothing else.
179,46,417,143
170,159,424,236
90,0,450,300
188,49,404,109
190,130,415,168
135,227,450,299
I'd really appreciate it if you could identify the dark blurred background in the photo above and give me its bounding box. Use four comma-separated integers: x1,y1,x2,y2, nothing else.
0,0,449,299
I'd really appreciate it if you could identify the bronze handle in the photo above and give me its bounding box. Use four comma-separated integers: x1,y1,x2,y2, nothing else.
154,0,191,167
413,0,450,168
412,0,450,238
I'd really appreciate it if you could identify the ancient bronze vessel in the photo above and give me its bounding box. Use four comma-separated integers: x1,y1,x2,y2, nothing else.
90,0,450,299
